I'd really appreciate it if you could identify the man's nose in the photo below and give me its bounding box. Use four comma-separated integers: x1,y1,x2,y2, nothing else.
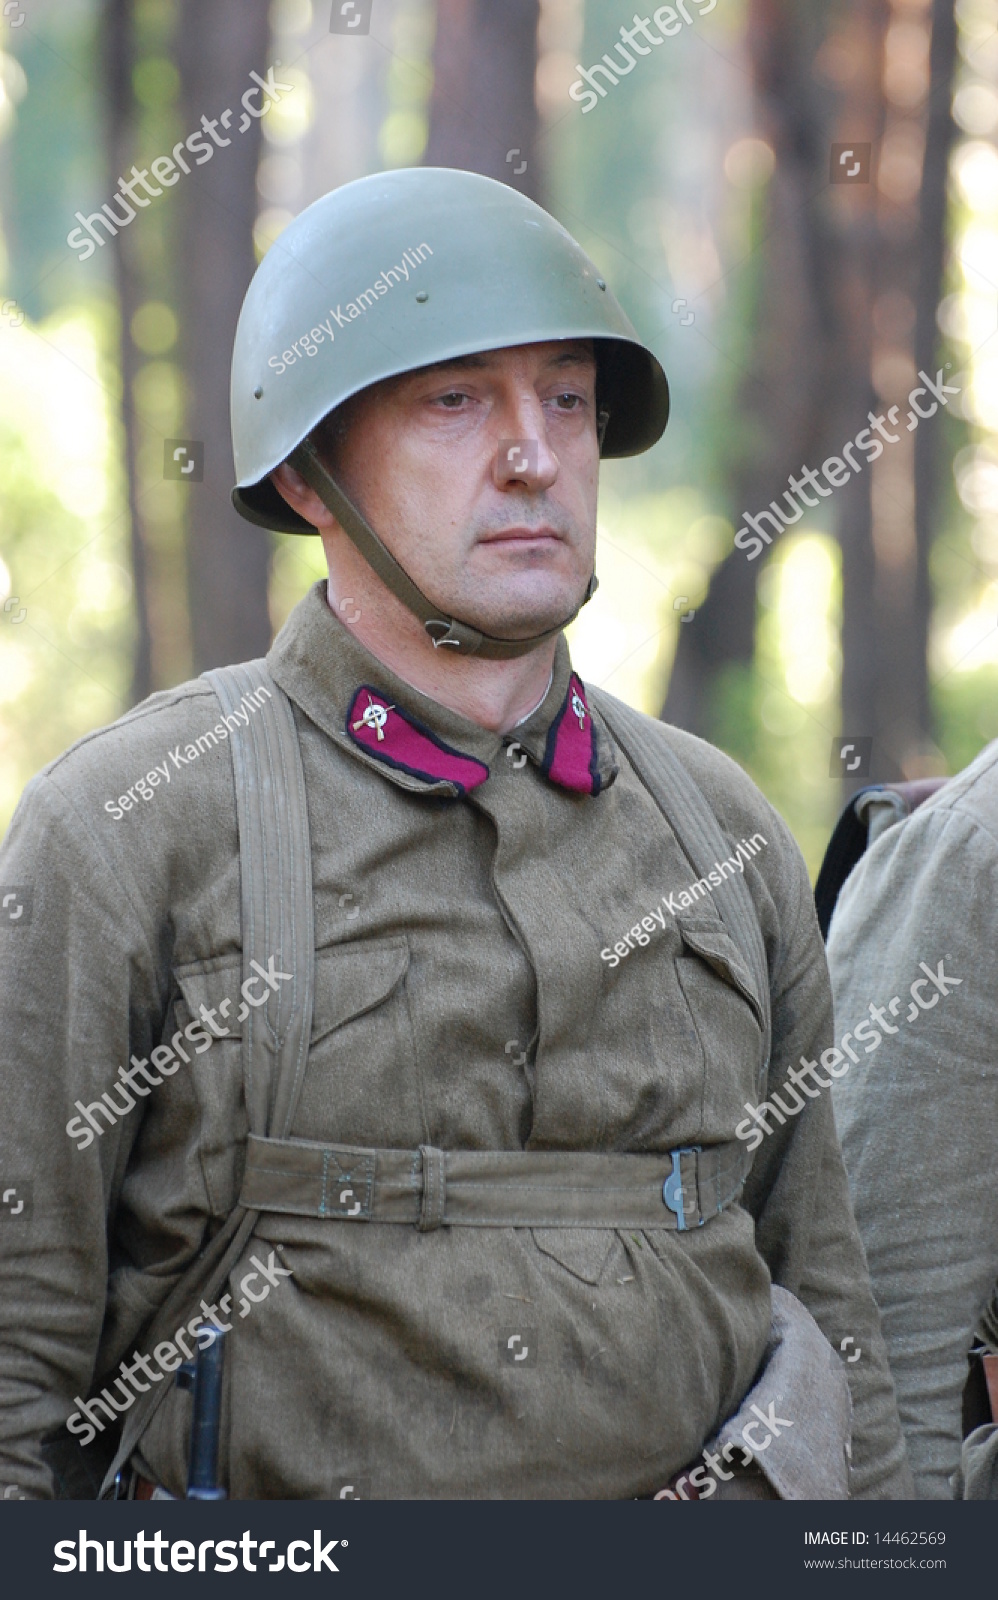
492,396,559,491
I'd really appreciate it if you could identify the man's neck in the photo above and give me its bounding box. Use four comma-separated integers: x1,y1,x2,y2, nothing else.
323,581,559,735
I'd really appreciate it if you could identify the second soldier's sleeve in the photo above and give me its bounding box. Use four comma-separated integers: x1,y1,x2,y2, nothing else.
828,803,998,1499
743,838,914,1500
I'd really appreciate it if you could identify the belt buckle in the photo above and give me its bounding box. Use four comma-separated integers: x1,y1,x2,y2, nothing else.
662,1145,702,1231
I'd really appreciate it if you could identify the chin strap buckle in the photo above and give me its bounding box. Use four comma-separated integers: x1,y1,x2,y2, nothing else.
424,574,599,659
424,618,485,654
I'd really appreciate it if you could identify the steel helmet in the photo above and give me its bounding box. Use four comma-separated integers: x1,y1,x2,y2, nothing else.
230,167,670,656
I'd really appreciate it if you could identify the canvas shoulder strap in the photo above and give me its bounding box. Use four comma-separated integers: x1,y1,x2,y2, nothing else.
204,661,316,1138
100,661,314,1496
589,686,772,1084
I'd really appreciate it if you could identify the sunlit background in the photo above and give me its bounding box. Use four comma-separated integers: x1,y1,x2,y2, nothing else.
2,0,997,875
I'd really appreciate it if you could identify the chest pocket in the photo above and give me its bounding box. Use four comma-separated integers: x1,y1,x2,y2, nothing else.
675,914,766,1141
295,937,420,1145
172,937,417,1216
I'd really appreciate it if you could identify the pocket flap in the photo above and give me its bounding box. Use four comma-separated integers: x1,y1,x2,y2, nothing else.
310,938,410,1043
676,915,764,1026
531,1228,616,1285
173,938,410,1046
174,955,245,1037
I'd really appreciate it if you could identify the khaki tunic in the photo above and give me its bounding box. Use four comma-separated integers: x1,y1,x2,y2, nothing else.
0,582,910,1498
828,739,998,1497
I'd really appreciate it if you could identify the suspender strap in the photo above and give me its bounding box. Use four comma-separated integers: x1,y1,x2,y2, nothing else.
239,1134,751,1231
588,688,772,1091
99,661,315,1497
204,661,316,1138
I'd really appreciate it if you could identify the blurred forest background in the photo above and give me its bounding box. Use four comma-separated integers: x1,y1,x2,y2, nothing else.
2,0,998,874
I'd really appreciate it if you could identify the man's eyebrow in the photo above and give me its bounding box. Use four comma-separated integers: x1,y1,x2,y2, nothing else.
546,348,596,369
408,344,595,380
409,354,490,377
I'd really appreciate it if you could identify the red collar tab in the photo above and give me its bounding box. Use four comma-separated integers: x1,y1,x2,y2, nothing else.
541,673,602,796
346,686,490,795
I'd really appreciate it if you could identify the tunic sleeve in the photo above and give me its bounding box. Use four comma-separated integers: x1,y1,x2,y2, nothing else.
0,774,161,1498
744,841,915,1499
828,803,998,1498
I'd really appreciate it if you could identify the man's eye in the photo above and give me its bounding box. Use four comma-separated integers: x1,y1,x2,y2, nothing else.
554,392,583,409
438,391,467,408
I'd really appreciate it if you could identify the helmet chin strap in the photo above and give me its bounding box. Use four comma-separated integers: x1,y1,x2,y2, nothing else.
288,436,601,660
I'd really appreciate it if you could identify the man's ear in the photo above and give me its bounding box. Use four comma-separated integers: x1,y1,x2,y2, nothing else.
269,461,335,530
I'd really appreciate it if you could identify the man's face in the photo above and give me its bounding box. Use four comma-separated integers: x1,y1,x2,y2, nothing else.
284,339,600,641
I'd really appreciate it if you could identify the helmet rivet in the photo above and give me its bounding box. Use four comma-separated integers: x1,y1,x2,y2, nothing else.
596,278,606,291
253,385,263,399
415,290,429,303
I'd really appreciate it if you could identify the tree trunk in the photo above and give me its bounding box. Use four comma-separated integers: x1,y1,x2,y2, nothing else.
101,0,153,706
839,0,956,783
829,0,887,785
665,0,957,793
175,0,272,673
911,0,957,753
663,0,845,734
423,0,540,200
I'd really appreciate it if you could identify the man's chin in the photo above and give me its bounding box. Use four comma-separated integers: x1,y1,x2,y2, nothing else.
451,585,590,643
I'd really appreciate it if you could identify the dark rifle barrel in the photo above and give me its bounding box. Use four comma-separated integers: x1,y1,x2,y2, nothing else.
182,1325,228,1500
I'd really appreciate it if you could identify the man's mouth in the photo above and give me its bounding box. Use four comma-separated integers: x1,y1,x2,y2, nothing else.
477,526,564,546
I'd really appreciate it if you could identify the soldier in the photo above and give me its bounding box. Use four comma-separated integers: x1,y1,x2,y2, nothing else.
826,752,998,1499
0,168,911,1500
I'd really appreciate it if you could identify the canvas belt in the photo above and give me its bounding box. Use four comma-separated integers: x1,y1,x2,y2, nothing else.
238,1133,751,1232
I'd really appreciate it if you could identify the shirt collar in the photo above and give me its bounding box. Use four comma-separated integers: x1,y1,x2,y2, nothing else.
267,581,618,799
